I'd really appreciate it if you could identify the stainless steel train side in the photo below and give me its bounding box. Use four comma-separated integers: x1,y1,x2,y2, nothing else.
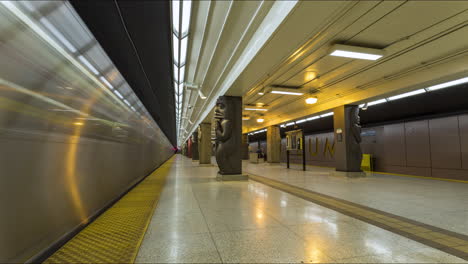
0,2,174,262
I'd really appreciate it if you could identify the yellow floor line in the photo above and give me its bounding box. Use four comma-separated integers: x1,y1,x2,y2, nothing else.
44,157,174,263
248,173,468,260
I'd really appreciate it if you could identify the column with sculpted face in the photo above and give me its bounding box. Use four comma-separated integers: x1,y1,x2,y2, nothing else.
214,96,242,175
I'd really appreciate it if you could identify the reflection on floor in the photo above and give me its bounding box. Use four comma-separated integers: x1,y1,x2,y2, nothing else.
243,162,468,236
136,155,467,263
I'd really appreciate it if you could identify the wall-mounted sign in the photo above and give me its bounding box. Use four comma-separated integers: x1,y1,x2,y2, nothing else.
286,129,303,150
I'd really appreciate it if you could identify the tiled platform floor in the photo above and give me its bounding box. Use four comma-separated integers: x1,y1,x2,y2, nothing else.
243,161,468,237
136,155,467,263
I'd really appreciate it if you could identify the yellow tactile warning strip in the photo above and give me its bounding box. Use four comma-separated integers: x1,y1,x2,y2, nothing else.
44,157,174,263
248,173,468,260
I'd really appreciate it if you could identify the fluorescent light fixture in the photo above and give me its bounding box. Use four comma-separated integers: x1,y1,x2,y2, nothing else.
367,99,387,106
387,89,426,101
181,0,192,37
425,77,468,91
306,116,320,121
329,44,384,61
305,97,318,104
244,108,268,111
179,66,185,84
180,37,188,66
114,90,124,99
173,34,179,65
286,122,294,126
271,90,304,95
174,65,179,83
280,124,285,128
131,106,136,111
39,17,77,53
124,99,131,106
172,0,180,35
99,76,113,89
320,112,334,117
78,55,99,75
296,119,306,124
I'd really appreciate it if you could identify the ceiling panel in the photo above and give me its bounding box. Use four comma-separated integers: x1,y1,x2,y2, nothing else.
240,1,468,133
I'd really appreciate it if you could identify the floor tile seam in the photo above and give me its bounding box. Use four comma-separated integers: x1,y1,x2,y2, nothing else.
190,177,225,263
247,173,468,261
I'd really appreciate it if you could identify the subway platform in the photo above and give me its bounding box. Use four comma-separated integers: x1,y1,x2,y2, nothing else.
46,155,468,263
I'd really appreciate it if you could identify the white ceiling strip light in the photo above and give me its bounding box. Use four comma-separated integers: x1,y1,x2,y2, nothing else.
253,75,468,134
172,0,192,143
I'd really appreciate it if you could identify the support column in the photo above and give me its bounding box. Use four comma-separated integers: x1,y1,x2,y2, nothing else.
191,131,199,161
241,134,249,160
198,123,211,164
267,125,281,163
214,96,247,181
333,105,364,177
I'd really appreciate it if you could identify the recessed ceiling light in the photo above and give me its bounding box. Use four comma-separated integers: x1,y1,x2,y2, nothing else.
329,44,384,61
256,118,264,123
305,97,318,104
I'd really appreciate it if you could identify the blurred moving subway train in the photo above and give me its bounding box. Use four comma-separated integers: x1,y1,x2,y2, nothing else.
0,1,174,262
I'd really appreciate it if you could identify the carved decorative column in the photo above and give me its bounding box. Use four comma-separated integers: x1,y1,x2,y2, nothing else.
333,105,364,177
214,96,247,180
192,131,199,161
198,123,212,164
267,125,281,163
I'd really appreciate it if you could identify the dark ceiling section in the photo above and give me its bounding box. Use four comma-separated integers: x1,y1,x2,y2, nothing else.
248,83,468,142
71,0,176,145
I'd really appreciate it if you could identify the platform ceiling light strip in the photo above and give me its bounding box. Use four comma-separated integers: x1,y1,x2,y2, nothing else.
425,76,468,91
270,90,304,95
320,112,334,118
306,116,320,121
329,44,384,61
387,89,426,101
367,99,387,106
245,107,268,111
